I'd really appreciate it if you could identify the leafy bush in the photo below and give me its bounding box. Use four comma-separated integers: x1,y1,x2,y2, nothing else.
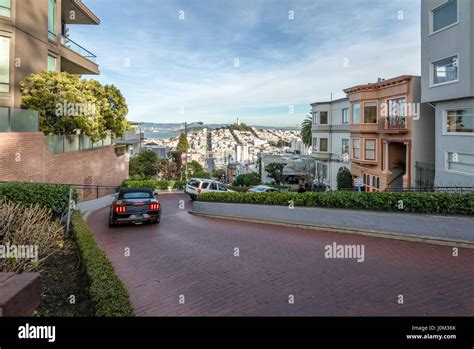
197,191,474,215
122,179,186,190
0,201,65,273
71,212,134,316
0,182,75,216
232,172,261,187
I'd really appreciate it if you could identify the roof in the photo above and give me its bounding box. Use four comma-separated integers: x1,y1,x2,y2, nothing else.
310,97,349,106
343,75,418,94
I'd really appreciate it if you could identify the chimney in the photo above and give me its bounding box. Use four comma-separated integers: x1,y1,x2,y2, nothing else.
377,78,385,83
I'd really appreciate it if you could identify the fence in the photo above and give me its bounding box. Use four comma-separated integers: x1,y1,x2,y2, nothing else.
0,107,39,132
384,187,474,193
45,133,113,154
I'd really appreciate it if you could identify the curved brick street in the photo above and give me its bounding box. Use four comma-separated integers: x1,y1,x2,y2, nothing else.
86,193,474,316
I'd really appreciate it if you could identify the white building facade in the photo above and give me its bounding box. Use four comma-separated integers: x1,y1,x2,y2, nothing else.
311,98,351,190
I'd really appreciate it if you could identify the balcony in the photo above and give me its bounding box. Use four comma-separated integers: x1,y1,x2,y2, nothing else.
312,151,331,161
350,122,378,134
379,117,408,134
61,35,96,62
60,35,99,75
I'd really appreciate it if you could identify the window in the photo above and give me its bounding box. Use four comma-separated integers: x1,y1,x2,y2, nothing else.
48,0,57,40
432,0,458,33
446,108,474,134
342,139,349,156
353,138,360,159
317,163,328,180
312,137,318,150
122,192,152,199
312,112,317,124
432,55,458,86
320,111,328,124
210,183,218,191
364,102,377,123
0,36,9,93
447,152,474,175
365,139,376,160
0,0,11,17
48,55,57,72
342,108,349,124
218,184,227,192
352,103,361,123
320,138,328,152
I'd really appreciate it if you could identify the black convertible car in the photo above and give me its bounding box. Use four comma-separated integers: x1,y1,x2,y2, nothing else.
109,187,162,227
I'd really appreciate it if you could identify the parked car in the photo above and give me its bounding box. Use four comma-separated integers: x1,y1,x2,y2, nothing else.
248,185,281,193
313,183,331,192
109,187,162,227
185,178,233,200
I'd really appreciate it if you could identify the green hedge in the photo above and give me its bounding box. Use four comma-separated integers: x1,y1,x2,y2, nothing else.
197,191,474,215
71,212,134,317
123,179,186,190
0,182,75,216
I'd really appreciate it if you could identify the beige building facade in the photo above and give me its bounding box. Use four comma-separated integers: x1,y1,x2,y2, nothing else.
0,0,99,110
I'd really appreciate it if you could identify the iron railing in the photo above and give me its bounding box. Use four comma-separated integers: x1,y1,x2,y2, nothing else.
379,117,408,131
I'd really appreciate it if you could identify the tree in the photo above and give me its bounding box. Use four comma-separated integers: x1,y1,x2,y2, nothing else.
129,150,159,178
265,163,286,185
176,132,189,152
189,160,210,179
212,168,225,179
20,71,130,141
301,115,313,146
337,167,353,190
156,159,180,180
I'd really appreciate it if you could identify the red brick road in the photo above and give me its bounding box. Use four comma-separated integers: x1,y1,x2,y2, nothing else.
87,193,474,316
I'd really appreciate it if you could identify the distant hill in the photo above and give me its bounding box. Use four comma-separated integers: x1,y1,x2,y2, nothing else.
140,122,299,131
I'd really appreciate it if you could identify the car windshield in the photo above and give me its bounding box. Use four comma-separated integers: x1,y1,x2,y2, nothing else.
188,180,200,188
122,192,152,199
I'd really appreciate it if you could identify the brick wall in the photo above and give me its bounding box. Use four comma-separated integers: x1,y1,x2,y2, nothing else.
0,133,129,199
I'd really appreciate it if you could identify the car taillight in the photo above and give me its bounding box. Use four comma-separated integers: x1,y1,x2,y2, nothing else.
197,189,202,194
115,205,126,213
149,203,160,211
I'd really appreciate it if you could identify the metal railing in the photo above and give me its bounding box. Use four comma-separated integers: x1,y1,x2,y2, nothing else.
379,117,408,131
60,35,97,63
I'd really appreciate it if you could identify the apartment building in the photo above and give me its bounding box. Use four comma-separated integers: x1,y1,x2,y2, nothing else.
115,121,144,156
343,76,435,191
0,0,100,110
311,97,351,190
421,0,474,187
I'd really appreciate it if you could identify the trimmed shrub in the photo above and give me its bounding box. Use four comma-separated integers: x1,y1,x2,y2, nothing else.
0,182,75,216
337,167,353,190
197,191,474,215
71,212,134,316
122,179,186,190
0,201,65,273
232,172,261,187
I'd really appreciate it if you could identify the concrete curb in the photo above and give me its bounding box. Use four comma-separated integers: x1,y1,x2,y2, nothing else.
189,211,474,249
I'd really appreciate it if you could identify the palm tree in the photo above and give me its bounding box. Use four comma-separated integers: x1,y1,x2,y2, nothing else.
301,115,313,146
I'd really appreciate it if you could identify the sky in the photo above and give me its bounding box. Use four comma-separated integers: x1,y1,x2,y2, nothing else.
72,0,422,127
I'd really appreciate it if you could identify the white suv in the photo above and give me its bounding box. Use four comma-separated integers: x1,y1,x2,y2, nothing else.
185,178,232,200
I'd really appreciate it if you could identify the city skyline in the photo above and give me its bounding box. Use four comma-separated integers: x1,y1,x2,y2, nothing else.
72,0,421,126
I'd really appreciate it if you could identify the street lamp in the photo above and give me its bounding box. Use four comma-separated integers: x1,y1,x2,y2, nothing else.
184,121,203,181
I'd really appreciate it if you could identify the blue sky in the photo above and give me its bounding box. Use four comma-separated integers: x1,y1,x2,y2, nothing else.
72,0,421,127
